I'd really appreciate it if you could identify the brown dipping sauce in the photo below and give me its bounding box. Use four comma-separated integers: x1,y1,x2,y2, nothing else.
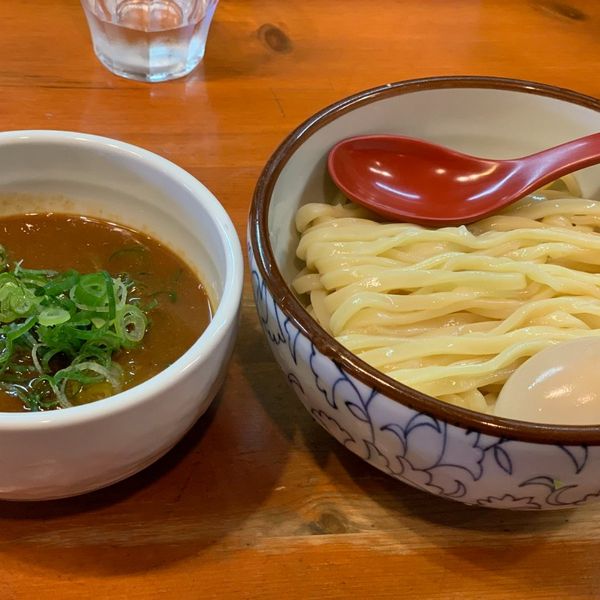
0,213,212,411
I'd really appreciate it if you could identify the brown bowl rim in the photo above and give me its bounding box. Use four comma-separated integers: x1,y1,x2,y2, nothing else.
250,75,600,445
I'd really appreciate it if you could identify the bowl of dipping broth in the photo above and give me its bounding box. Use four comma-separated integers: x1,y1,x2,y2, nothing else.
249,76,600,510
0,130,243,500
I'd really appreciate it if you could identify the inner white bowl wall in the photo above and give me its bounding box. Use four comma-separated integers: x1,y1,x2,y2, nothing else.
269,88,600,282
0,135,224,304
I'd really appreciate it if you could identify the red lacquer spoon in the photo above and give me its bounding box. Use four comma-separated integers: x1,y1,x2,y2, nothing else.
327,133,600,226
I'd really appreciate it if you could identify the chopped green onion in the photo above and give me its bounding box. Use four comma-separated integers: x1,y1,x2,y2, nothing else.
0,243,155,410
102,271,116,320
148,290,177,303
0,274,37,322
71,273,109,309
6,316,37,341
115,305,147,344
108,244,149,264
42,269,79,296
38,307,70,326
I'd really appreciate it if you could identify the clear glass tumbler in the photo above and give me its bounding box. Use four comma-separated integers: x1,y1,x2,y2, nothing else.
80,0,219,82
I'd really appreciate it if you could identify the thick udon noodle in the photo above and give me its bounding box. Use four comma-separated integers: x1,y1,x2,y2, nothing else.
291,176,600,414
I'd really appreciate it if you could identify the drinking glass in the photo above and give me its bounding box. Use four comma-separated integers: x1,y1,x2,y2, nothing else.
80,0,219,82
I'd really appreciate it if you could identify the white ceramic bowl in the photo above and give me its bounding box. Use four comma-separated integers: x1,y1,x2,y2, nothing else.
0,130,243,500
249,76,600,510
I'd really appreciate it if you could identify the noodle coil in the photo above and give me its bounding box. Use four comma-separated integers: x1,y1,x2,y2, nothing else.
292,178,600,414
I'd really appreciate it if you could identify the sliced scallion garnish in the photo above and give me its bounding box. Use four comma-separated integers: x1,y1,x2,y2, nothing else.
0,245,153,411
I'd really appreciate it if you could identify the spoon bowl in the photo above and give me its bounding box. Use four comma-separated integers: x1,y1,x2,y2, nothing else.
328,132,600,225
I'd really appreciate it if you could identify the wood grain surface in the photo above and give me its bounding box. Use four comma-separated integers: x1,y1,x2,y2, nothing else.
0,1,599,598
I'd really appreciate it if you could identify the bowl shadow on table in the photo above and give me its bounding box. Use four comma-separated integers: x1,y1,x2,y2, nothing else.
0,334,291,575
236,303,338,455
0,398,223,575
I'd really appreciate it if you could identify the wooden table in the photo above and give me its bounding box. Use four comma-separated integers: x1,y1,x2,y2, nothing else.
1,1,599,598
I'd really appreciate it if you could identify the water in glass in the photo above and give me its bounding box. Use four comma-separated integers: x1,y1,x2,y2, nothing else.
81,0,218,82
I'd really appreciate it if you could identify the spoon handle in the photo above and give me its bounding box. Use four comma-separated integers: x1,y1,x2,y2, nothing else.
524,132,600,183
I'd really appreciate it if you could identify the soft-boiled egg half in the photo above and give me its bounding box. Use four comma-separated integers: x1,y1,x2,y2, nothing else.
495,337,600,425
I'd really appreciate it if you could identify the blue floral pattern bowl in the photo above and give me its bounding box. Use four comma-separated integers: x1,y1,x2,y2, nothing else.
249,76,600,509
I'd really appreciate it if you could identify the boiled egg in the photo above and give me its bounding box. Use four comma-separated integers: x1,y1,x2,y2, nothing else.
495,337,600,425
